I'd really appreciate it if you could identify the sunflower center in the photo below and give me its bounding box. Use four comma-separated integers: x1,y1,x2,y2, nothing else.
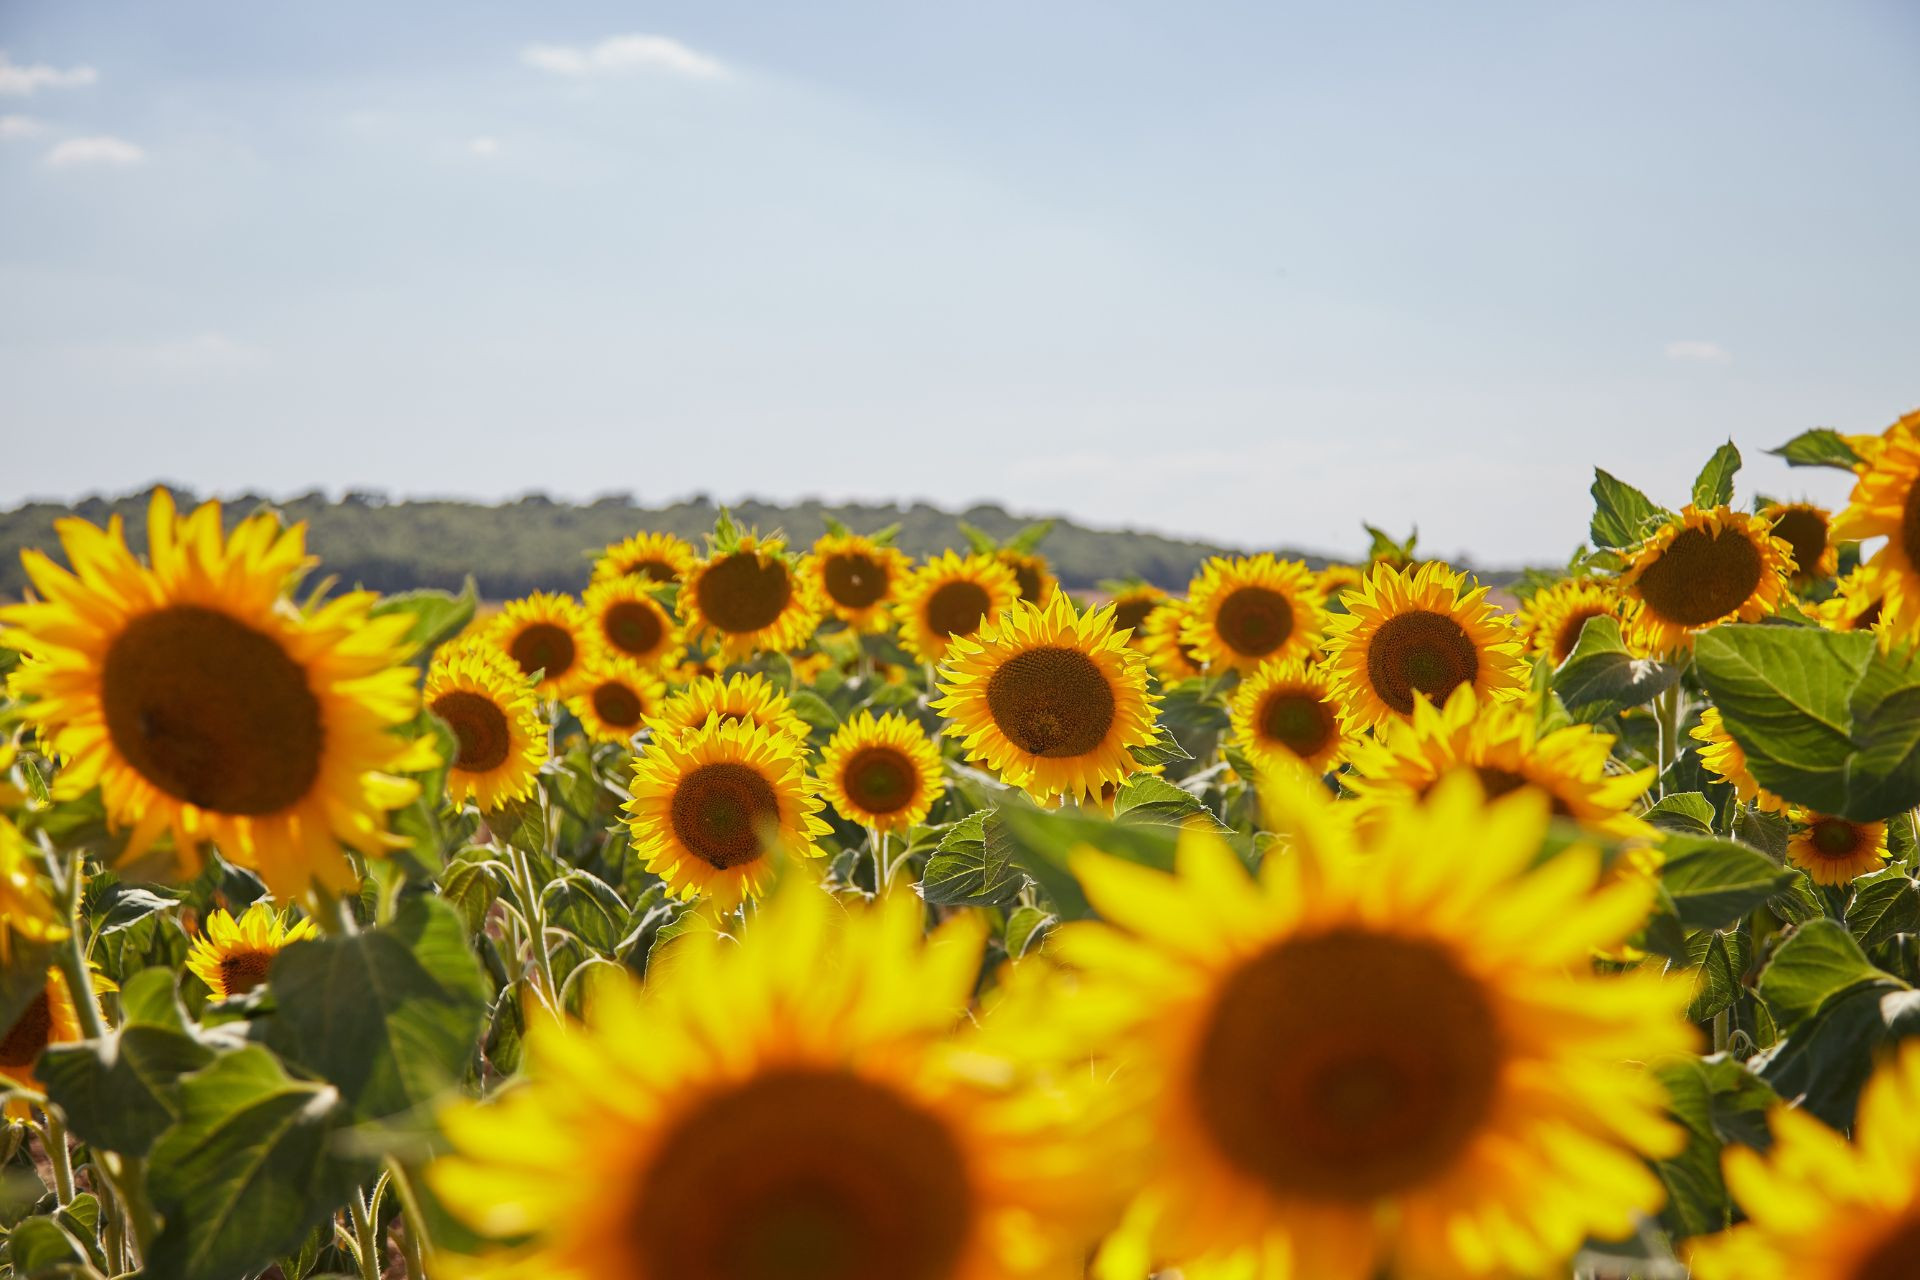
1635,526,1764,626
1770,507,1830,578
1192,930,1502,1202
843,746,918,816
625,557,679,583
1810,818,1862,858
1007,559,1043,601
1365,610,1480,715
102,605,324,815
432,690,511,772
1854,598,1886,631
670,762,782,869
1551,606,1609,664
1215,586,1295,659
699,554,793,634
592,682,645,731
217,948,276,997
925,581,992,639
632,1069,972,1280
824,553,890,609
984,647,1117,758
603,601,664,657
508,622,577,682
1111,597,1159,638
1258,691,1336,760
1854,1214,1920,1280
0,991,53,1069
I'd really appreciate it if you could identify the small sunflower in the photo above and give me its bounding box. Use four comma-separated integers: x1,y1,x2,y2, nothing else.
1785,808,1888,886
1317,563,1366,612
1518,577,1623,665
1141,597,1205,683
581,578,682,671
1104,584,1169,649
1810,567,1888,638
817,710,946,832
567,655,667,745
1690,1040,1920,1280
184,902,318,1000
1692,706,1789,814
935,592,1160,803
997,548,1057,603
1227,659,1356,776
1181,555,1325,674
0,490,432,897
1618,506,1795,655
624,717,829,908
895,552,1022,666
1052,773,1693,1279
426,641,549,813
805,531,913,634
1763,500,1839,585
649,672,810,743
1322,562,1528,729
0,968,85,1098
590,530,699,587
0,816,66,964
487,592,596,700
1830,410,1920,644
682,534,821,661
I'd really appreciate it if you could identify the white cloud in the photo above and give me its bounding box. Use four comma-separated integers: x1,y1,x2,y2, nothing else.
521,34,727,81
0,114,44,138
467,135,500,157
44,135,145,168
0,52,98,96
1664,339,1732,365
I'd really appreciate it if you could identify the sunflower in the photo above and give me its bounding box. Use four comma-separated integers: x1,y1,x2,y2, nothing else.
1103,584,1169,649
682,534,821,662
895,552,1022,666
1829,411,1920,644
581,578,682,671
1140,597,1204,683
1763,500,1839,585
1181,555,1325,674
1810,567,1888,637
567,655,666,745
0,968,85,1098
184,901,318,1000
431,879,1115,1280
487,593,595,700
1691,706,1789,814
0,816,66,964
1346,687,1655,840
1227,659,1356,776
1518,577,1622,665
998,548,1057,603
817,711,946,833
1317,563,1366,612
1053,772,1693,1279
0,490,432,897
805,531,913,634
426,640,549,813
1617,506,1795,656
935,592,1160,803
624,717,829,908
1785,808,1888,886
650,672,810,743
590,530,699,587
1322,562,1528,729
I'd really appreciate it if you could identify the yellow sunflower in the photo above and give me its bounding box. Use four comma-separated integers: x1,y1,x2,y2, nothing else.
895,552,1022,666
425,641,549,813
649,671,810,743
1518,577,1623,665
624,717,829,908
1692,706,1789,814
998,548,1057,603
1810,567,1888,638
590,530,699,587
1830,410,1920,644
567,655,666,745
1056,772,1693,1280
1617,506,1795,656
1322,562,1528,729
1141,597,1205,683
805,531,913,634
1764,500,1839,585
1181,555,1325,674
581,578,682,671
487,592,595,700
0,816,66,964
1103,584,1169,649
1317,563,1366,612
817,710,946,832
935,592,1160,803
0,490,432,897
1785,808,1888,886
682,534,822,661
1691,1040,1920,1280
431,880,1115,1280
184,901,318,1000
1227,658,1356,776
0,968,86,1098
1346,687,1655,840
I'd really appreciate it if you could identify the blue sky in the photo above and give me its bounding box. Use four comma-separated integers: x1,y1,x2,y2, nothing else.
1,1,1915,564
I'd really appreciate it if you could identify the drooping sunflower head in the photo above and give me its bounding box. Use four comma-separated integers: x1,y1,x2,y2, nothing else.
934,591,1161,803
1618,506,1795,655
567,654,667,745
1227,658,1357,776
1103,583,1169,649
1052,772,1694,1279
682,534,822,661
590,530,699,588
1140,596,1205,683
426,640,549,813
184,901,318,1000
805,531,914,634
894,552,1021,665
1830,410,1920,645
0,490,433,897
0,968,85,1096
624,717,830,908
1691,706,1790,814
649,671,810,744
1322,561,1529,729
581,577,682,670
0,816,66,965
487,592,595,699
1785,808,1888,887
1181,554,1325,674
817,710,946,833
1518,577,1622,665
1763,500,1839,585
996,548,1056,603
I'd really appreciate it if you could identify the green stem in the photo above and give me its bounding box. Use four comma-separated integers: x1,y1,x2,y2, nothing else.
1712,1008,1731,1054
349,1183,385,1280
110,1153,158,1261
510,843,558,1008
41,1108,75,1204
1654,683,1682,798
384,1158,434,1280
870,828,887,894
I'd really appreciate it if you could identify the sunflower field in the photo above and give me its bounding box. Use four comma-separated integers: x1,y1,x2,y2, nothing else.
2,415,1919,1280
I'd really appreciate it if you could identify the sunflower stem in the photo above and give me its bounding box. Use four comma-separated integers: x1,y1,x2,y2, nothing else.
870,827,888,894
349,1189,383,1280
47,845,108,1042
384,1157,435,1280
509,841,558,1010
107,1152,158,1262
40,1107,75,1204
1654,683,1682,798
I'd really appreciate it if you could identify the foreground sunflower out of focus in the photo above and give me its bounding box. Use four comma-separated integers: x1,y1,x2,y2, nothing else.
1,419,1919,1280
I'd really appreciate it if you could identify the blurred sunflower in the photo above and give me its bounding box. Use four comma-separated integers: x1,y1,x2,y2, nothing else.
1316,563,1366,612
426,641,548,813
590,530,698,587
0,816,66,963
805,531,913,634
488,593,595,700
817,710,945,832
650,672,810,743
1690,1040,1920,1280
998,548,1057,603
1140,598,1205,683
1618,506,1794,655
1518,578,1621,664
1227,659,1355,776
0,490,432,896
1322,562,1527,729
1692,706,1789,814
624,717,829,908
1103,584,1169,648
935,593,1159,803
1763,500,1839,585
683,535,821,661
1830,410,1920,644
1181,555,1325,674
0,968,86,1100
184,901,317,1000
895,552,1021,665
1058,773,1692,1280
1809,567,1888,637
582,578,682,670
567,655,666,745
1785,809,1888,886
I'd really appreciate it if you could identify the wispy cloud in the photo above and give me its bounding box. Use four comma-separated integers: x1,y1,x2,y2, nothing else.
44,135,145,168
521,34,727,81
1664,339,1732,365
467,135,500,157
0,52,98,97
0,114,44,138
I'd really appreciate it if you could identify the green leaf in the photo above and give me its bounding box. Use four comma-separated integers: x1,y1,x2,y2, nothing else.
1686,929,1749,1022
1658,835,1799,930
1589,469,1669,549
1691,442,1742,509
785,688,840,733
1129,724,1195,769
1005,519,1055,554
1110,775,1226,829
1552,616,1681,719
1646,792,1717,836
920,812,1023,907
369,579,478,658
1752,983,1920,1128
1003,906,1055,958
37,969,216,1158
1757,917,1895,1034
1847,868,1920,947
994,800,1182,921
490,794,549,857
1652,1056,1777,1239
1769,428,1864,471
955,521,997,555
3,1215,92,1276
0,937,57,1036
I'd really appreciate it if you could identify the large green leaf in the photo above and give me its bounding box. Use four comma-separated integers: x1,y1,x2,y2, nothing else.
1658,836,1799,930
369,579,477,657
1589,470,1670,549
994,799,1183,921
1552,617,1680,719
1691,442,1742,509
1769,428,1864,471
1847,868,1920,948
1685,929,1748,1022
1109,774,1227,829
1652,1055,1776,1239
1757,918,1895,1034
37,969,216,1157
920,811,1024,907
